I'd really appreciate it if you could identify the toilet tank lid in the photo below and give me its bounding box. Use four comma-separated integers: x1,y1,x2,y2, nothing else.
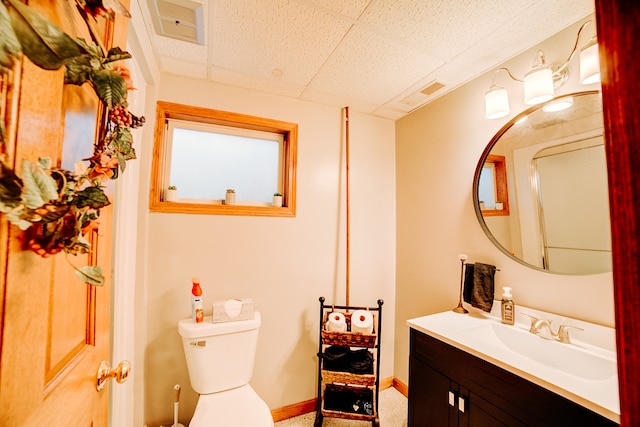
178,312,261,338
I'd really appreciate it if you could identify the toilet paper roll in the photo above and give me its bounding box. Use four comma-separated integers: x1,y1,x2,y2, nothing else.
351,310,374,334
326,312,347,332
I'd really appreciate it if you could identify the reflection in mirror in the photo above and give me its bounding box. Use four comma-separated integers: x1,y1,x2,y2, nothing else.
478,155,509,216
473,91,612,275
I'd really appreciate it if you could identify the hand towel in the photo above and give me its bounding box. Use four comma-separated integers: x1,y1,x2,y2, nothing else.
463,262,496,312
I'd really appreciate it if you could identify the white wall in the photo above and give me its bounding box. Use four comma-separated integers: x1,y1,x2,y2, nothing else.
394,17,614,386
135,74,396,425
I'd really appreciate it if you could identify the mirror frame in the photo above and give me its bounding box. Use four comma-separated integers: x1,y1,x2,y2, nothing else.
472,90,604,274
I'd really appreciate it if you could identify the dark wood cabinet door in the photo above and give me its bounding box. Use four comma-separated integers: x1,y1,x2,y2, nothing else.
465,388,527,427
408,355,460,427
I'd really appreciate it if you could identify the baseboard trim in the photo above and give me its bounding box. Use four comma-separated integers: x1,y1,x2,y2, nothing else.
271,398,317,422
270,376,403,422
392,377,408,397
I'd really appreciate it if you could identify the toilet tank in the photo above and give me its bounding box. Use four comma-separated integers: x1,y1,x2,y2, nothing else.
178,312,261,394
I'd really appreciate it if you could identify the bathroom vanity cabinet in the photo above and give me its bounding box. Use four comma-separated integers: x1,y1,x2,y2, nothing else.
408,329,618,426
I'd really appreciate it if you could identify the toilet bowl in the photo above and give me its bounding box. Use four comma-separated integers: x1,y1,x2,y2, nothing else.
178,312,273,427
189,384,272,425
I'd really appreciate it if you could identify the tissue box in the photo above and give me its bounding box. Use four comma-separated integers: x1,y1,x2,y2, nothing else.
212,298,255,323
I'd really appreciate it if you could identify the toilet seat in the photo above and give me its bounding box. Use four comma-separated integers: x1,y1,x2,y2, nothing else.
189,384,274,427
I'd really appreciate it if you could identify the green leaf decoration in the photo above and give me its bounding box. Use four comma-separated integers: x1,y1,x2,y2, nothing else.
75,265,104,287
0,1,21,70
6,0,85,70
111,127,136,161
74,38,103,58
64,54,95,85
78,208,99,223
90,68,127,107
65,39,107,85
74,186,110,209
71,232,92,253
21,159,59,209
105,47,131,64
0,0,143,282
0,161,24,210
38,204,70,223
116,152,126,173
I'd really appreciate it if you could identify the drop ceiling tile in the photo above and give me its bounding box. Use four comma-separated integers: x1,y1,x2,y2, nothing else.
207,65,306,99
372,106,409,121
207,0,353,86
294,0,372,19
444,0,595,81
309,25,444,106
359,0,538,59
152,35,209,62
159,55,208,78
300,86,379,114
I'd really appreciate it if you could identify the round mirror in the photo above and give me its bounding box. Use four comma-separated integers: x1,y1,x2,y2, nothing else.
473,91,612,275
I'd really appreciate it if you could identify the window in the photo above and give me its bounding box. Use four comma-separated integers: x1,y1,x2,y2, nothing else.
150,102,297,217
478,154,509,216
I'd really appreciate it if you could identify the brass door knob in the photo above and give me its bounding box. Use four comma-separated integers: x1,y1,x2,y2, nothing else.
96,360,130,391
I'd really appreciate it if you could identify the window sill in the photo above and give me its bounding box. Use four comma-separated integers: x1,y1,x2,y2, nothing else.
481,208,510,217
149,200,295,217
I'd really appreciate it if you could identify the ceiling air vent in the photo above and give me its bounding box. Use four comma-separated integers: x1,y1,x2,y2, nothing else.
148,0,204,45
400,81,445,107
420,81,445,96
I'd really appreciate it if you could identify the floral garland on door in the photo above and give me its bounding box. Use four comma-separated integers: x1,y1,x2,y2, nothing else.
0,0,143,285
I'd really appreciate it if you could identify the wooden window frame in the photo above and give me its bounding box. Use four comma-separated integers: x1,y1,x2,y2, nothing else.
149,101,297,217
481,154,510,216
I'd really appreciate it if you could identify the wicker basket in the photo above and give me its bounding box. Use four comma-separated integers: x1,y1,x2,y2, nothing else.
321,370,376,386
322,311,377,347
321,383,376,421
321,409,376,421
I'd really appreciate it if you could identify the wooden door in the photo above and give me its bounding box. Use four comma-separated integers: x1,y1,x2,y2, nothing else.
0,1,128,425
595,2,640,426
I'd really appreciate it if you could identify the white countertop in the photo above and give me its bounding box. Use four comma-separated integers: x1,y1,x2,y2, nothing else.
407,307,619,423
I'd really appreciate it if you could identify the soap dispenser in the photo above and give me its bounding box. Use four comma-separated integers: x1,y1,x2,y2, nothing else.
501,287,515,325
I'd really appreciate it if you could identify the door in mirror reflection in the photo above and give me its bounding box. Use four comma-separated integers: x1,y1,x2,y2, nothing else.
533,138,612,274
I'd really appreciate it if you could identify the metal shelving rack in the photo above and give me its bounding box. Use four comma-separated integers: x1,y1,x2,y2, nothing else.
314,296,384,427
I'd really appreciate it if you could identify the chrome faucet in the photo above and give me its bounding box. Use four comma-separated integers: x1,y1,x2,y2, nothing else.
524,315,584,344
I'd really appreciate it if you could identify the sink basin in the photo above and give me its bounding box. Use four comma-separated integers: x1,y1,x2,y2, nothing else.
458,322,617,381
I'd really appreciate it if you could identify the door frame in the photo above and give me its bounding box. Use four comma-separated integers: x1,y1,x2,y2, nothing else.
109,2,160,422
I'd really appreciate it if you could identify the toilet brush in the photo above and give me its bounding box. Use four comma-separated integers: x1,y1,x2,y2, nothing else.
172,384,185,427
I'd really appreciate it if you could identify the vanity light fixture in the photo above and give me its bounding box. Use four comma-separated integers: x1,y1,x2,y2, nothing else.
523,51,555,105
484,20,598,119
580,36,600,84
484,84,510,119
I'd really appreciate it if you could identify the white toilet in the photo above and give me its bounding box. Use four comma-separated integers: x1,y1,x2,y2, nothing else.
178,312,274,426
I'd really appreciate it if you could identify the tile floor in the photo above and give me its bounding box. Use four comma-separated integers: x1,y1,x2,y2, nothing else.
274,387,407,427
